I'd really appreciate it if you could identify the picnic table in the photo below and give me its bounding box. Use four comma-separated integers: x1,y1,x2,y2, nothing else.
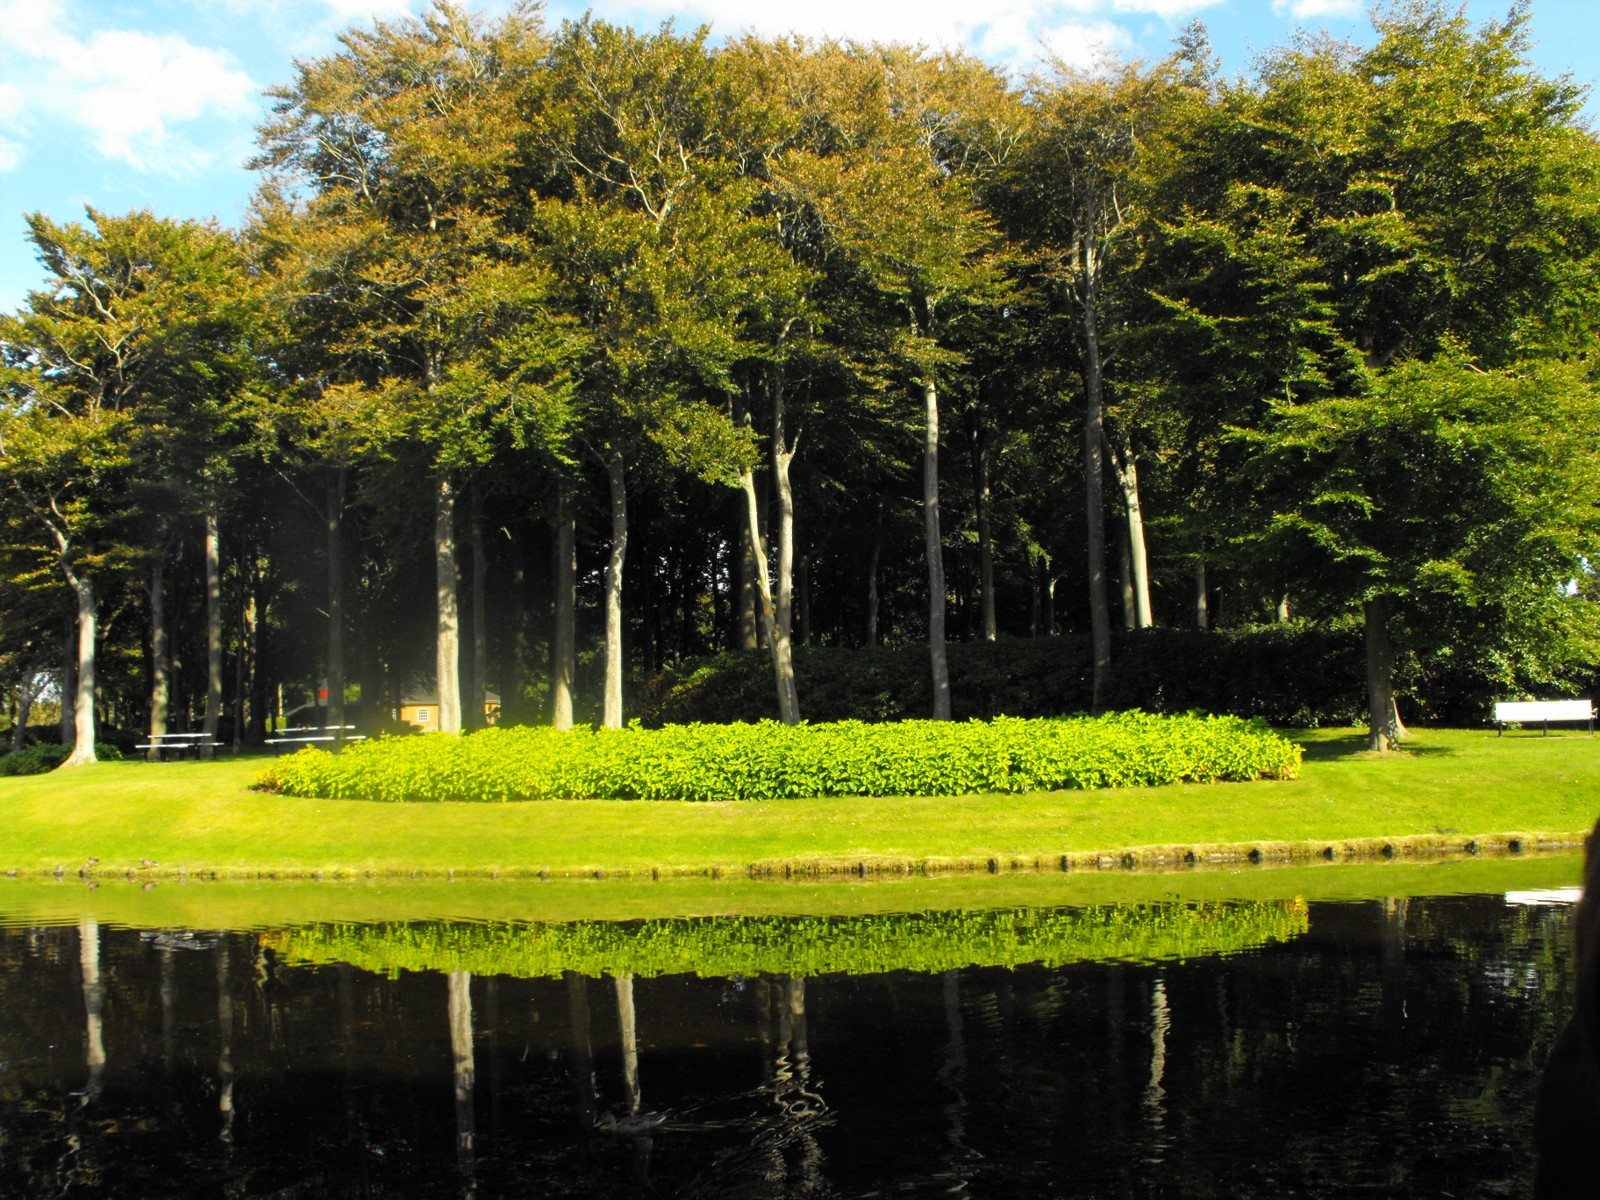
265,725,367,754
135,732,225,760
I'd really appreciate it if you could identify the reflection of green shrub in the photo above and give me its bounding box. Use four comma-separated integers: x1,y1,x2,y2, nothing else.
255,711,1301,802
264,898,1310,979
0,743,123,776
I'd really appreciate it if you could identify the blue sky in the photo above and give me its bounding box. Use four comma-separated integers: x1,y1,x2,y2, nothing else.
1,0,1595,313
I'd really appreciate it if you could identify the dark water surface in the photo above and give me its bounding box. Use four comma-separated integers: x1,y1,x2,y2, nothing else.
0,868,1583,1198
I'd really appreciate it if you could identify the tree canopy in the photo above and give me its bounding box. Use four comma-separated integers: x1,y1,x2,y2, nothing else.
3,0,1596,759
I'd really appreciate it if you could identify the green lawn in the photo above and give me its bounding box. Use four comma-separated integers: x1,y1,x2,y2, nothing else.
1,726,1594,883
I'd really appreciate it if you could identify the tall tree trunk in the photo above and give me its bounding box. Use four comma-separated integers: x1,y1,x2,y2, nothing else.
1118,528,1137,631
1030,553,1041,637
1194,559,1209,631
865,515,881,648
1079,257,1112,713
237,571,258,750
551,492,577,732
507,530,530,727
1107,433,1154,628
737,520,759,650
11,667,40,752
62,575,97,766
771,378,802,723
233,570,247,753
1364,595,1405,752
247,554,268,745
798,553,811,647
327,467,346,741
435,469,463,734
736,402,759,650
740,470,800,724
203,508,223,757
469,481,488,730
1277,593,1291,623
60,615,77,747
972,424,997,642
602,449,627,730
924,380,952,720
148,557,170,761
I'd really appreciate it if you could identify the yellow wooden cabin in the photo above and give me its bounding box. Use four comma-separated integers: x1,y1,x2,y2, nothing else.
397,693,501,730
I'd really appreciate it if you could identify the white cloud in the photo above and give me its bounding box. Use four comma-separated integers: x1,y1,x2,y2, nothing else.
0,3,260,176
1271,0,1361,18
213,0,417,24
1112,0,1224,17
1038,20,1130,73
0,0,72,50
590,0,1100,62
61,30,259,172
317,0,417,19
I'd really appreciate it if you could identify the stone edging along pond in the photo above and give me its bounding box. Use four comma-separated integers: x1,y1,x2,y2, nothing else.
742,830,1592,880
10,829,1583,885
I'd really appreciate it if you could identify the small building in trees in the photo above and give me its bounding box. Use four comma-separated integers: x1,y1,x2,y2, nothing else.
398,693,500,730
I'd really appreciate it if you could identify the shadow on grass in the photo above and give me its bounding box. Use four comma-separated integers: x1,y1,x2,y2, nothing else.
1295,731,1461,763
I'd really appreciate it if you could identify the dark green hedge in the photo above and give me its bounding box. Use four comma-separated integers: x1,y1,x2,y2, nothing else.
640,627,1366,728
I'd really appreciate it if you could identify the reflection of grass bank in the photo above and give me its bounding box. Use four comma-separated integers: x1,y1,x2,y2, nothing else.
262,900,1311,979
0,727,1593,883
0,853,1582,931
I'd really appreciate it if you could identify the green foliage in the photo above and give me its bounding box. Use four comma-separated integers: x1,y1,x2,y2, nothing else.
263,898,1310,979
254,711,1301,802
646,631,1367,727
1243,353,1600,691
644,628,1587,729
0,744,124,777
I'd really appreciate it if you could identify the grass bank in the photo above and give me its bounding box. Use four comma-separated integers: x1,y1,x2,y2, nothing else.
0,855,1583,935
0,727,1593,883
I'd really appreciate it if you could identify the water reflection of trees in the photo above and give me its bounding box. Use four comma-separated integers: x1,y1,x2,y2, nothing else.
0,895,1581,1198
675,974,838,1198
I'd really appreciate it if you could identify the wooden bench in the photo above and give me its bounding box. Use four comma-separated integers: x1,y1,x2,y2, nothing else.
1493,699,1594,737
265,725,367,754
135,732,224,760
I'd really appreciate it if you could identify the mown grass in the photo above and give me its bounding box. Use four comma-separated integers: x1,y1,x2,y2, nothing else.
0,726,1593,884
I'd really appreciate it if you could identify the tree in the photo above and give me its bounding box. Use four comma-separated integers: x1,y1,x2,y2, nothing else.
1,210,257,766
767,41,1010,718
1243,353,1600,750
1142,0,1600,745
256,1,572,734
530,19,789,725
1003,61,1187,708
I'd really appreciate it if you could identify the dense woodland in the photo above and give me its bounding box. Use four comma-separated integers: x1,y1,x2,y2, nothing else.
3,0,1597,763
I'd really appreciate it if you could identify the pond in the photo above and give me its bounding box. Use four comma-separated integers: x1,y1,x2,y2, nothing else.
0,855,1584,1198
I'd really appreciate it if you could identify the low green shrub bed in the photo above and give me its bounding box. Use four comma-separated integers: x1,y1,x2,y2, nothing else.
255,711,1302,802
263,898,1311,979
